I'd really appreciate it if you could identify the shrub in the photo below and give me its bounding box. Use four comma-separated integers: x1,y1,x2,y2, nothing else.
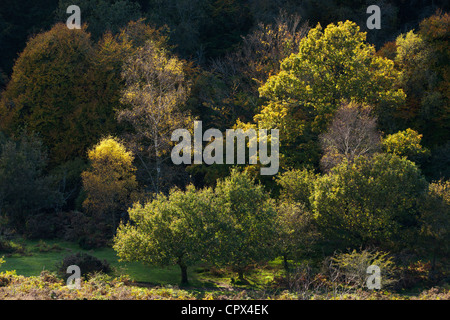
25,213,59,240
56,252,111,280
61,211,109,249
34,240,62,253
419,180,450,259
0,238,27,255
0,270,16,287
328,248,397,290
396,260,432,290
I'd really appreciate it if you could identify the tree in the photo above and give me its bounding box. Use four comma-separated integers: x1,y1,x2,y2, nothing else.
0,132,63,232
0,20,166,168
0,0,58,76
113,185,215,284
81,136,138,238
118,40,193,193
319,101,382,172
389,12,450,147
212,169,277,281
426,142,450,181
275,168,317,209
142,0,252,60
255,20,405,168
419,180,450,269
312,153,428,252
275,201,318,272
206,11,309,126
382,128,430,164
0,24,94,166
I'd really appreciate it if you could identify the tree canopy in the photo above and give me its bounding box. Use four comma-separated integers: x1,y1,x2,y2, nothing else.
255,20,405,168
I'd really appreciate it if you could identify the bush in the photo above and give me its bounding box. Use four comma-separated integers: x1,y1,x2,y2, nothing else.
56,252,111,280
0,238,27,255
25,213,59,240
60,211,109,249
396,260,432,290
34,240,62,253
328,248,397,290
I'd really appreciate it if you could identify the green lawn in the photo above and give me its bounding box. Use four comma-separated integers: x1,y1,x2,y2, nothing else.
0,239,187,284
0,239,283,289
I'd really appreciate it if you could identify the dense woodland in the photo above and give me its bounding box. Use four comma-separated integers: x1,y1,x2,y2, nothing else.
0,0,449,296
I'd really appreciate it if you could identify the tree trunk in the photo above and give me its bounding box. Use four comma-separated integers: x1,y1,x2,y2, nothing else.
179,262,188,285
237,269,245,282
154,137,160,194
283,254,290,273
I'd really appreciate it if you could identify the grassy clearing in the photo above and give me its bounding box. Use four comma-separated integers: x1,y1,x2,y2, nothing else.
2,238,449,301
0,239,179,283
0,239,284,289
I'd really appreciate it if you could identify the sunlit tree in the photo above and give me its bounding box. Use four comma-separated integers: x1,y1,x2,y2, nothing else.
118,41,193,193
82,136,138,236
256,20,405,168
114,185,215,284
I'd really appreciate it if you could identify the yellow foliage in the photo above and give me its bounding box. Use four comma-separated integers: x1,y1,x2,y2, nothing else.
82,137,138,227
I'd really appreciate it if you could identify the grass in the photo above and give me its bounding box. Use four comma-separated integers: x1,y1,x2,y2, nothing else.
1,238,449,300
0,238,283,289
0,239,178,283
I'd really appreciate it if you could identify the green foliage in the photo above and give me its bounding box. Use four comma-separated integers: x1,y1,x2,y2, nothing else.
114,185,215,284
275,201,318,271
212,169,277,281
0,238,27,255
382,128,430,163
391,12,450,147
200,12,309,129
0,132,64,232
0,0,448,297
114,169,277,283
256,20,405,168
57,252,111,280
275,168,317,209
312,153,428,251
419,180,450,259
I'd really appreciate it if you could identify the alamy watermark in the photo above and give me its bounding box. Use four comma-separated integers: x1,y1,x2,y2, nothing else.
66,265,81,289
66,5,81,29
171,121,279,176
366,265,381,290
367,5,381,30
65,4,381,31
